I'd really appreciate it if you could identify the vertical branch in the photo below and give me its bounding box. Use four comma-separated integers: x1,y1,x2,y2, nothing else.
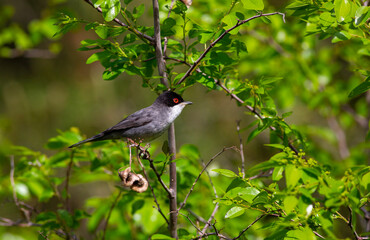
236,121,245,178
102,191,122,240
152,0,177,237
152,0,169,85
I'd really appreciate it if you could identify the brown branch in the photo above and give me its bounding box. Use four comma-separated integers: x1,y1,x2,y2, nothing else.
232,214,266,240
192,232,231,240
83,0,154,44
176,12,285,86
136,154,169,225
133,143,172,195
102,191,122,240
152,0,169,85
179,213,202,234
236,121,246,178
178,146,237,212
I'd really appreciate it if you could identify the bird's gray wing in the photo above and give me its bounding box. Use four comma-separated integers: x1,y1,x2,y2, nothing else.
104,107,153,132
68,107,153,148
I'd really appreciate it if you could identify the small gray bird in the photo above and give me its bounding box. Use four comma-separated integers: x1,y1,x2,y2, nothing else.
69,91,192,148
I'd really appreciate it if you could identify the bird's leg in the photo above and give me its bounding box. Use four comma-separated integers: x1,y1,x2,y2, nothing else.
127,138,134,169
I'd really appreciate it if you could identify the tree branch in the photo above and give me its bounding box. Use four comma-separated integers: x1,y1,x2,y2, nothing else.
236,121,246,178
176,12,285,86
178,146,237,212
83,0,154,44
232,214,266,240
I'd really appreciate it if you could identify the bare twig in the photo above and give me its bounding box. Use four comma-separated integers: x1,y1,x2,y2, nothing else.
133,143,172,195
348,207,362,240
102,191,122,240
200,204,219,235
179,213,202,233
192,232,232,240
236,121,246,178
178,146,237,212
136,154,169,225
83,0,154,44
232,214,266,240
176,12,285,86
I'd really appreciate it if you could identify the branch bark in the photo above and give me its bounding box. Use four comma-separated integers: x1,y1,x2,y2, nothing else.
151,0,177,237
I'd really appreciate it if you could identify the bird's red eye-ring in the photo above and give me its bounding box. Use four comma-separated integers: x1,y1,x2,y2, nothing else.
173,98,179,103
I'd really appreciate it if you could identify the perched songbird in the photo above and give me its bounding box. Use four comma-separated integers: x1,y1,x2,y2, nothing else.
69,91,192,148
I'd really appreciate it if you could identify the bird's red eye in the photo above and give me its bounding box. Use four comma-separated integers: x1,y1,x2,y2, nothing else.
173,98,179,103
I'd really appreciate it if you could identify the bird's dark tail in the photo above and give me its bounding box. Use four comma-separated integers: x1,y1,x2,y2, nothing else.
68,133,105,148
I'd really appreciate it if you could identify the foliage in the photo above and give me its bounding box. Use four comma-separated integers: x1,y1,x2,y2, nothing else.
1,0,369,239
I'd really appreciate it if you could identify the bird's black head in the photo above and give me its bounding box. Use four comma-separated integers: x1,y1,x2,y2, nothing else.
155,91,185,107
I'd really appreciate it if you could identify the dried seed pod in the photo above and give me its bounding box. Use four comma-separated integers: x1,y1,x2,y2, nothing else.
118,167,139,187
130,174,148,193
180,0,192,7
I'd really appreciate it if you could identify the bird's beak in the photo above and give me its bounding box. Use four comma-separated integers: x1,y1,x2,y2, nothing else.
182,101,193,105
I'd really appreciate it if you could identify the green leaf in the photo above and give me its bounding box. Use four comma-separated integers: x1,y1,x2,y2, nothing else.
86,51,111,64
58,209,74,228
252,191,269,205
355,6,370,26
241,0,264,10
212,169,238,178
286,227,316,240
286,1,309,9
225,206,245,218
332,31,351,43
348,77,370,98
272,166,284,181
334,0,351,22
151,234,175,239
238,187,260,203
285,165,302,189
132,4,145,19
101,0,121,22
283,196,298,214
162,18,177,37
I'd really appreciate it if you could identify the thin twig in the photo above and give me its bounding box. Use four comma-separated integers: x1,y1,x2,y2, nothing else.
236,121,246,178
83,0,154,44
132,143,172,195
136,154,169,225
178,146,237,212
232,214,266,240
200,203,219,235
102,191,122,240
192,232,232,240
176,12,285,86
179,213,202,233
